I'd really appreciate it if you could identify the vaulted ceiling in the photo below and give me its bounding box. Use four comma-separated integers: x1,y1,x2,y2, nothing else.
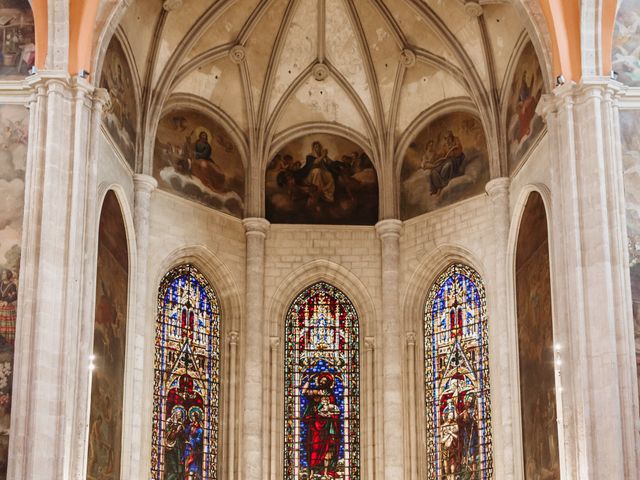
106,0,540,184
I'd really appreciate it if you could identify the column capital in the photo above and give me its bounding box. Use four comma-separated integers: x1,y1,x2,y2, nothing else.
485,177,510,199
375,218,403,239
133,173,158,193
270,336,280,350
405,331,416,346
229,331,239,346
537,77,625,118
364,336,375,351
242,217,270,236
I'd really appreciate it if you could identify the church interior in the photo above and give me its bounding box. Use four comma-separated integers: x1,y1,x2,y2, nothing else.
0,0,638,478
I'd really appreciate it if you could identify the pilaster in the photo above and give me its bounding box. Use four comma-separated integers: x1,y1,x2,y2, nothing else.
127,173,156,478
240,217,270,480
538,77,639,479
485,177,515,479
8,74,108,480
375,219,406,479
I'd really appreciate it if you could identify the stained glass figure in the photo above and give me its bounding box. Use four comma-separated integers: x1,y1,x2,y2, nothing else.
424,264,493,479
284,282,360,479
151,265,221,480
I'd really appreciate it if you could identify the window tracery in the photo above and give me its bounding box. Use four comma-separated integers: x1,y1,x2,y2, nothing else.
424,263,492,479
284,281,360,479
151,264,221,479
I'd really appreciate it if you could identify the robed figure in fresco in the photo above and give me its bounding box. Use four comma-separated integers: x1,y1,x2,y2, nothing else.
301,372,341,478
421,131,466,195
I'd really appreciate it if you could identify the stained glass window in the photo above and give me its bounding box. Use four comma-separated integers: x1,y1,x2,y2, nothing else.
284,282,360,479
424,264,493,479
151,264,221,480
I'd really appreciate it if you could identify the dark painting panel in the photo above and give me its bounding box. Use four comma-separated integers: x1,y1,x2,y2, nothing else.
516,192,560,480
506,41,545,172
100,36,138,169
613,1,640,87
154,109,245,217
265,134,378,225
0,104,27,478
400,112,489,219
620,110,640,411
87,191,128,480
0,1,34,79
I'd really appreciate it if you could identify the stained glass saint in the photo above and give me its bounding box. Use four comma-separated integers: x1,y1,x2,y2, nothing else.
151,265,220,480
424,264,492,479
284,282,360,479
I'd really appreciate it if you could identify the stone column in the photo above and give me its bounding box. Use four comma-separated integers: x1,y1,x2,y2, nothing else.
8,74,107,480
364,336,375,480
268,337,280,480
127,173,157,477
227,331,239,480
375,219,405,478
538,78,639,478
485,177,515,479
405,332,417,480
240,217,269,480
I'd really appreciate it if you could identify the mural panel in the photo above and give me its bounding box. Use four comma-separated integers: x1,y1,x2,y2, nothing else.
0,1,34,79
100,36,138,168
0,104,27,478
87,191,129,480
620,110,640,411
400,112,489,219
154,109,245,217
506,41,545,172
516,192,560,479
613,1,640,87
266,134,378,225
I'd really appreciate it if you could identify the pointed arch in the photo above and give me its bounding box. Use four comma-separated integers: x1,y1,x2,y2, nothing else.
151,264,222,479
283,281,361,479
424,262,493,479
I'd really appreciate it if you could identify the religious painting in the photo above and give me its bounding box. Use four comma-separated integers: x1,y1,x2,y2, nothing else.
401,112,489,219
284,282,360,479
154,109,245,217
613,1,640,87
506,41,545,172
0,1,35,79
0,104,27,479
516,192,560,479
424,264,492,480
265,134,378,225
100,35,138,168
87,191,129,480
620,110,640,410
151,265,221,480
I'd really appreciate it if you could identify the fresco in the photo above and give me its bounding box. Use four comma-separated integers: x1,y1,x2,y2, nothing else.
0,104,27,478
87,191,128,480
100,36,138,168
154,109,245,217
516,192,560,480
613,1,640,87
400,112,489,219
620,110,640,411
265,134,378,225
506,41,545,172
0,1,35,79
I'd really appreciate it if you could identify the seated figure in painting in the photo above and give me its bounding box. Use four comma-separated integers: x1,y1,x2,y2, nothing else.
301,373,341,478
188,131,226,192
421,131,466,195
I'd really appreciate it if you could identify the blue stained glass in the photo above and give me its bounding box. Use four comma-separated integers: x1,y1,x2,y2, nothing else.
284,282,360,479
151,264,221,480
424,264,493,479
